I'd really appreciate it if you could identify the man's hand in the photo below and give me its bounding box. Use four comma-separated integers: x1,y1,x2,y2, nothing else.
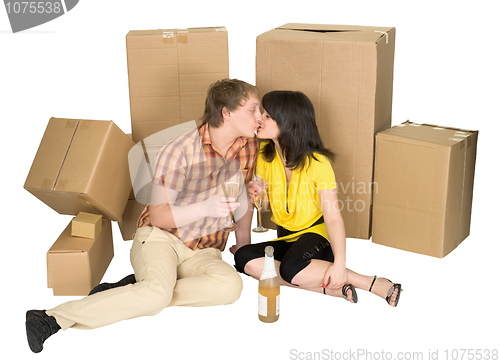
229,244,239,255
228,241,250,255
204,194,240,218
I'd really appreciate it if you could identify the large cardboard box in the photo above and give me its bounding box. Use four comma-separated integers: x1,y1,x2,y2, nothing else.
256,23,396,239
372,121,478,258
47,219,113,296
127,27,229,142
24,118,135,221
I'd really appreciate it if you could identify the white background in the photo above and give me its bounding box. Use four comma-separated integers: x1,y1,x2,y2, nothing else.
1,0,499,362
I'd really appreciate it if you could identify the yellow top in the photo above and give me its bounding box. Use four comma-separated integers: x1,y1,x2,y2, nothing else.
255,143,337,242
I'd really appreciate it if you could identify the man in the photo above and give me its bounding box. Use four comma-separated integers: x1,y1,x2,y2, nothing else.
26,79,262,353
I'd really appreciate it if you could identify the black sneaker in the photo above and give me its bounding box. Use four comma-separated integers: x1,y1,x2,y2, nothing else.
88,274,136,295
26,310,61,353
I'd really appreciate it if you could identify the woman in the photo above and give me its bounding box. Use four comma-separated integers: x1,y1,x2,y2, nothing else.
234,91,402,306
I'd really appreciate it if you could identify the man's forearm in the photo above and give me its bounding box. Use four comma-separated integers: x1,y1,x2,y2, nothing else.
233,196,254,248
149,201,206,230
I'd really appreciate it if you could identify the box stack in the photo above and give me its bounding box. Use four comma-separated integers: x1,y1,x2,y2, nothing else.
25,23,479,299
119,25,478,257
24,118,135,295
48,214,113,296
255,23,478,256
24,27,231,295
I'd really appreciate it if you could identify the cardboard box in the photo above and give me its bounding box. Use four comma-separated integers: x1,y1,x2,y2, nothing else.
47,219,114,296
71,212,102,239
24,118,135,221
256,23,396,239
372,121,478,258
127,27,229,142
118,197,146,241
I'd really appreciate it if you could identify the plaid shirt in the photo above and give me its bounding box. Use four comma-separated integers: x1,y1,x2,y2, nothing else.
137,123,258,251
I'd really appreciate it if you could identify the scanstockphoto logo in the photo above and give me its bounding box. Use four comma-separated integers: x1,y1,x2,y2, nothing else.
129,121,250,242
3,0,79,33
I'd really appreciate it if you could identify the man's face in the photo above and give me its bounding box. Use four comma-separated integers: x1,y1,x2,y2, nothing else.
227,95,262,138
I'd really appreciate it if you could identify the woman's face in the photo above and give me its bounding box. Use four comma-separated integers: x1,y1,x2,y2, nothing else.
256,109,280,140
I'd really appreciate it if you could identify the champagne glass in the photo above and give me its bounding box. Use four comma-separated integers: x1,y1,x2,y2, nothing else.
252,175,268,233
222,180,239,232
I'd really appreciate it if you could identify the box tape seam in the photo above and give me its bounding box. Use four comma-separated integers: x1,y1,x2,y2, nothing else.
41,178,54,190
163,29,189,45
57,179,68,190
163,31,175,44
375,30,389,44
177,29,188,44
79,120,90,130
54,119,80,190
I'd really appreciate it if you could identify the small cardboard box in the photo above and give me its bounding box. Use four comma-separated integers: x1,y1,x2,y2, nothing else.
47,219,114,296
372,121,478,258
127,27,229,142
71,212,102,239
24,118,135,221
256,23,396,239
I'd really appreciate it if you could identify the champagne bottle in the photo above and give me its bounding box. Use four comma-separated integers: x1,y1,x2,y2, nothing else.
258,246,280,323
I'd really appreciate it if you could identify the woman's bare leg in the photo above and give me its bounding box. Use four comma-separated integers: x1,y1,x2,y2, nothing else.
243,258,355,303
243,258,399,306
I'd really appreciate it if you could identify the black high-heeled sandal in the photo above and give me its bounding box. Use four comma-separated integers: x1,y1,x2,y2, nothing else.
323,283,358,303
369,275,402,307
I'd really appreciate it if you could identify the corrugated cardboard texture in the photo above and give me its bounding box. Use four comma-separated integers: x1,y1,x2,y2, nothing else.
127,27,229,142
372,121,478,258
47,219,113,296
256,24,396,239
24,118,135,220
71,212,102,239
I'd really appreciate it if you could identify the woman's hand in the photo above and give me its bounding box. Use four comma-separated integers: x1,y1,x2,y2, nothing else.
322,262,347,291
248,179,268,200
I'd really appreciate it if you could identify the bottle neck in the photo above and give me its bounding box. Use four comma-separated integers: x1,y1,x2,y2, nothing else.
260,254,277,280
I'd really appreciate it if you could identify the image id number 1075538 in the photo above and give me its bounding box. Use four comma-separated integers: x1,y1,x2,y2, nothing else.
5,1,62,14
442,349,498,361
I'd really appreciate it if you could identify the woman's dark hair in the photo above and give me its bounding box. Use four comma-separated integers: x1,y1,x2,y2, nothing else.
261,90,334,170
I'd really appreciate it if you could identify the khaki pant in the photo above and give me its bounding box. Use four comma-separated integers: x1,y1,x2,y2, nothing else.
47,227,242,330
